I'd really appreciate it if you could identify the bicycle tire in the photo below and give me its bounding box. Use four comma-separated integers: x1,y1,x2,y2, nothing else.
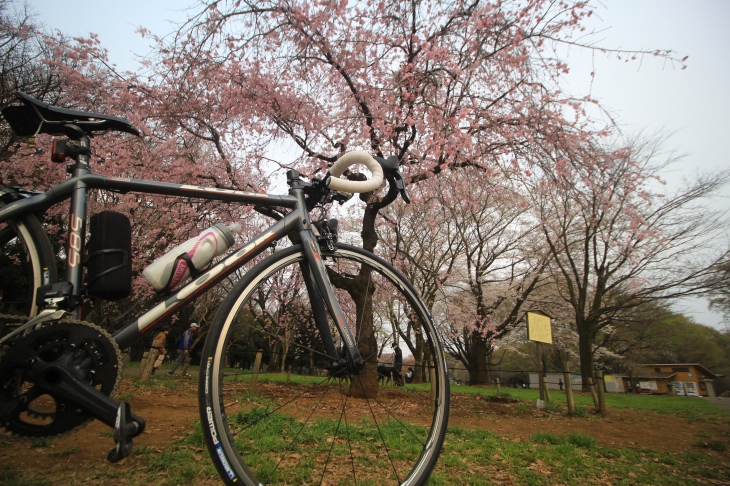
0,208,57,320
199,243,449,485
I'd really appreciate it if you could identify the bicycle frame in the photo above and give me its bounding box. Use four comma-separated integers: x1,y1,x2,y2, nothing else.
0,153,363,368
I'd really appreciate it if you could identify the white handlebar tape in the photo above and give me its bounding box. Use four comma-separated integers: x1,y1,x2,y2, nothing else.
326,151,384,193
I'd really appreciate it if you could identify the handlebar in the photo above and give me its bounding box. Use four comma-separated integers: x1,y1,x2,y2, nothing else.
325,151,384,193
324,151,410,203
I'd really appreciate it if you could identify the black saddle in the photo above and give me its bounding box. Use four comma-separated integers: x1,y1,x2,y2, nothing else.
2,91,139,139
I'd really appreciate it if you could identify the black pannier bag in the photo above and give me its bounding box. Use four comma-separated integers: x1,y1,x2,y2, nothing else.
85,211,132,300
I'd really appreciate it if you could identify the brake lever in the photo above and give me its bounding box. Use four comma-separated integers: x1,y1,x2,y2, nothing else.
389,170,410,204
373,155,410,204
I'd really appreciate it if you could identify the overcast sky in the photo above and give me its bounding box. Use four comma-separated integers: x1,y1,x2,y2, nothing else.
24,0,730,330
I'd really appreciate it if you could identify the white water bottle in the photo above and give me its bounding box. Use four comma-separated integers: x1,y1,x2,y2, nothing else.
143,222,241,292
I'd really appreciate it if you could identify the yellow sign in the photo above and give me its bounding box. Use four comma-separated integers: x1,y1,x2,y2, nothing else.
526,311,552,344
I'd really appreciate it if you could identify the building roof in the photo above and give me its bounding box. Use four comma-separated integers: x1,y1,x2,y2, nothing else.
638,363,720,380
633,371,677,380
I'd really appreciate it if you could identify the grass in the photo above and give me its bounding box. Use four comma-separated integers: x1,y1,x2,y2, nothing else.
50,447,79,457
113,414,730,485
449,383,730,422
129,367,730,424
0,465,53,486
427,426,730,485
60,425,713,486
7,372,728,485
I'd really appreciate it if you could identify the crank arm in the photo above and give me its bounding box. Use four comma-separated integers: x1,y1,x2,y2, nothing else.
37,364,145,435
39,365,145,461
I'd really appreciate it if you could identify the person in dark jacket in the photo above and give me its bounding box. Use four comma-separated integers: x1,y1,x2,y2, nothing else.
392,342,403,386
168,323,199,375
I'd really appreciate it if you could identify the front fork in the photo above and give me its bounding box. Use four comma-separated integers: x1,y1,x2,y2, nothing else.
287,169,364,374
299,230,365,374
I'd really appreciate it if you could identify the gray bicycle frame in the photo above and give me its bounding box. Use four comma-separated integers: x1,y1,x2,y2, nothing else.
0,154,362,367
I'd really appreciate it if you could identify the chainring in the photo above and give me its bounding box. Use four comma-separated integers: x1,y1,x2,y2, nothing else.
0,319,122,440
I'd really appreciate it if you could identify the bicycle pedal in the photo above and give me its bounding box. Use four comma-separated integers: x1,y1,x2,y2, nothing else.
107,401,142,463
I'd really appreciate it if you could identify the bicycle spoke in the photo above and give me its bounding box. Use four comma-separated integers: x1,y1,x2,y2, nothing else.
266,380,338,484
352,373,403,484
318,389,349,485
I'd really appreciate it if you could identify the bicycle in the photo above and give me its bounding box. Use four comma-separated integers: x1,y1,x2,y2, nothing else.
0,92,450,485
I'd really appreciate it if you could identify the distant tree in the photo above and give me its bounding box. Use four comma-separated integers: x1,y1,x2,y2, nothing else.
524,133,729,388
707,260,730,324
379,167,558,385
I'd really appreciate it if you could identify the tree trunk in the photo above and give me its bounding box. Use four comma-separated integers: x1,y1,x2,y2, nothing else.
268,342,280,373
468,330,490,385
402,316,426,384
349,268,379,398
346,202,384,398
578,326,595,392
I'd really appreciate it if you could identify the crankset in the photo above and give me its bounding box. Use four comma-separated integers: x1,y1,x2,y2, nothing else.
0,320,125,440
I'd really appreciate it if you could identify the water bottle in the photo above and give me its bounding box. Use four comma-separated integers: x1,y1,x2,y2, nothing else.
143,222,241,292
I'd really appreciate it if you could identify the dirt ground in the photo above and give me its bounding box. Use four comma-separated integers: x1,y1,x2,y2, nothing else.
2,377,729,484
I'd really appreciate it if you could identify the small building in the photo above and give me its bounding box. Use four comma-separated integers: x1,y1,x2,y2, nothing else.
529,364,720,397
628,363,720,397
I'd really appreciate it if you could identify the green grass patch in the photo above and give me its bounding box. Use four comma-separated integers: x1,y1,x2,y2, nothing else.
429,425,730,485
450,383,730,423
29,440,51,449
50,447,79,457
694,440,727,452
0,464,55,486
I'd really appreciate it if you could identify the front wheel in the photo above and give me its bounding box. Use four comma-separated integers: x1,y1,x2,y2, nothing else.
199,244,449,485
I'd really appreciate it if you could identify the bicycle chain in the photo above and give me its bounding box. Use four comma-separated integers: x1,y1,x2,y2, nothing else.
0,314,123,441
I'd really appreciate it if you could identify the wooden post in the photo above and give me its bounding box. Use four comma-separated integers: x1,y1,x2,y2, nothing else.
286,365,291,383
562,360,576,415
139,351,149,375
537,342,545,401
235,365,240,382
251,349,263,391
543,374,551,403
595,371,607,414
496,378,501,395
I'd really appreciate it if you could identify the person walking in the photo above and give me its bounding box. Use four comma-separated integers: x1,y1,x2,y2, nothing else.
392,342,403,386
168,323,199,376
150,326,170,376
